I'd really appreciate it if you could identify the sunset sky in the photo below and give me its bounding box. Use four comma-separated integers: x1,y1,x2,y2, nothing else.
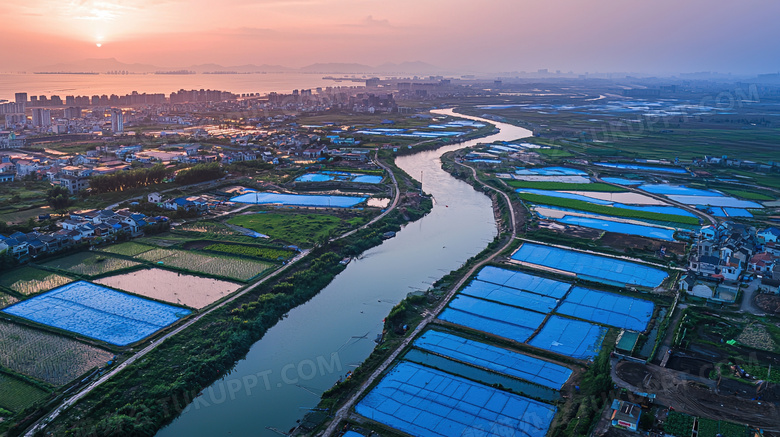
3,0,779,74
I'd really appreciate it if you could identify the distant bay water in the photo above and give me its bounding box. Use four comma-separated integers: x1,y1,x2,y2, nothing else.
0,72,354,101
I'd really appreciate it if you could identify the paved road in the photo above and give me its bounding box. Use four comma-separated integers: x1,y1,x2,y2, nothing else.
322,159,517,437
330,151,400,242
740,278,765,315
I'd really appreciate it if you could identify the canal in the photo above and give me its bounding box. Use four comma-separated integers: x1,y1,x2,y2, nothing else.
156,109,532,436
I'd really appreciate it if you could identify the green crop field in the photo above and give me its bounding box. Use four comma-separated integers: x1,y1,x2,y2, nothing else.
41,253,141,277
203,243,294,261
0,372,50,413
98,242,155,257
535,148,575,158
136,248,272,281
0,266,73,296
696,417,749,437
505,181,626,192
227,212,367,246
517,192,700,225
717,188,774,201
664,411,694,436
0,321,114,386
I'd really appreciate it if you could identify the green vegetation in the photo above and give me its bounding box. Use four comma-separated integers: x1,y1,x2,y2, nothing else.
535,148,574,158
549,329,616,437
696,417,750,437
0,266,73,296
506,181,626,192
0,372,50,413
41,253,142,277
0,320,114,386
98,242,155,257
175,162,224,185
517,192,700,225
202,243,294,261
90,164,172,194
717,188,774,201
46,186,74,211
227,212,367,246
664,411,694,436
136,248,272,281
0,291,19,309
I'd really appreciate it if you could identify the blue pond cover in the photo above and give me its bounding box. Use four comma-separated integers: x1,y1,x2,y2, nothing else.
601,177,642,186
594,163,687,174
515,167,586,176
230,191,366,207
475,266,571,299
639,184,722,197
295,172,383,184
439,295,547,343
666,195,762,209
511,243,668,288
414,331,572,389
460,280,559,313
557,287,654,331
553,216,676,241
529,316,607,360
356,361,556,437
723,207,753,218
1,281,190,346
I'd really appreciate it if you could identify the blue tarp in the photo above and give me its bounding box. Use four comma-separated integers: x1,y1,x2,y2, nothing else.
460,280,559,313
295,172,383,184
414,331,572,389
475,266,571,298
557,287,654,331
230,191,366,207
666,195,762,209
439,295,547,343
552,216,676,241
639,184,722,196
355,361,556,437
601,177,642,186
515,167,586,176
511,243,668,287
1,281,190,346
529,316,607,360
723,207,753,218
594,163,687,174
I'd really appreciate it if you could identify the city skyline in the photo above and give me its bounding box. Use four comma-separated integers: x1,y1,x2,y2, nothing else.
3,0,780,75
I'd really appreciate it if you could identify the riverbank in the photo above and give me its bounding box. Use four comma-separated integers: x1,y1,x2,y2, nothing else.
14,164,430,437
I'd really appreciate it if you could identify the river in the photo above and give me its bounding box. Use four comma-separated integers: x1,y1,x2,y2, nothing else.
156,109,532,437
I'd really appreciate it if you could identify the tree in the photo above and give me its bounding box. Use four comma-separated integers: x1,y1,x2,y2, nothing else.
46,186,73,211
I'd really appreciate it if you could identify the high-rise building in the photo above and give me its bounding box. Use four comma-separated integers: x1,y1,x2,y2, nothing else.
110,108,124,133
14,93,27,113
32,108,52,127
64,107,82,120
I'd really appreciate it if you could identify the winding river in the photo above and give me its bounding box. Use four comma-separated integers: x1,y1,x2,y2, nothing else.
156,109,532,437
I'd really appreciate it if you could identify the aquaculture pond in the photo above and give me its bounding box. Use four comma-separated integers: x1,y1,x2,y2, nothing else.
230,191,367,208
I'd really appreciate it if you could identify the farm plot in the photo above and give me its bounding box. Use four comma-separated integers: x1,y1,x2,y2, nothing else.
136,249,272,281
511,243,669,288
202,243,294,261
459,279,559,313
0,266,73,296
0,291,19,309
0,320,113,385
97,242,154,257
476,266,571,299
96,268,242,309
557,287,655,331
414,330,572,390
528,316,607,360
438,295,547,343
0,372,50,413
1,281,191,346
41,252,141,277
356,361,556,437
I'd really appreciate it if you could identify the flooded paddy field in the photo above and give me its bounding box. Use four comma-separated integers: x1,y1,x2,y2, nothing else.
95,268,242,309
0,320,113,385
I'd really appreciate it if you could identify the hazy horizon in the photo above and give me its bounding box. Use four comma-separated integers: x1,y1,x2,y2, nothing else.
2,0,780,75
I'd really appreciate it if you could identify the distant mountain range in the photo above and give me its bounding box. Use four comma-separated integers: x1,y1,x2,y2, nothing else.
35,58,445,74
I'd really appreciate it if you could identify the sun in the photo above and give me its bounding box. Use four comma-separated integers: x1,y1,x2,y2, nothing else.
96,43,102,47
